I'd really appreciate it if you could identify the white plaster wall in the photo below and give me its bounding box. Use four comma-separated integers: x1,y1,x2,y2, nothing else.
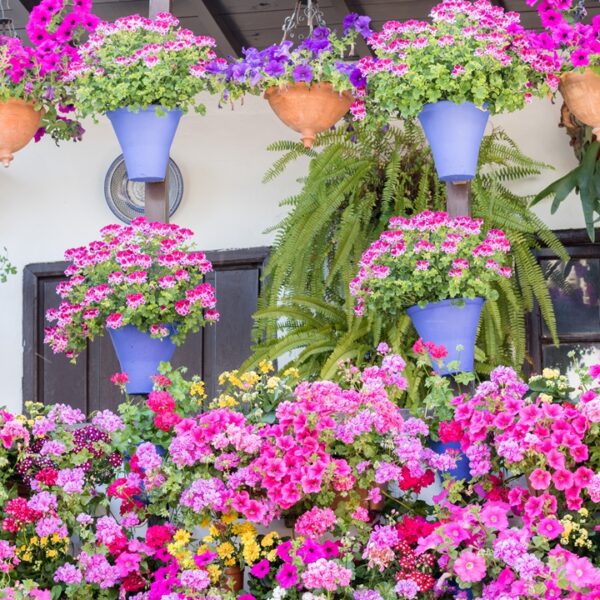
0,96,583,412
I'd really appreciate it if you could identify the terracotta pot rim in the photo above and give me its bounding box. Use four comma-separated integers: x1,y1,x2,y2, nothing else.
1,97,44,111
264,81,354,100
560,67,599,81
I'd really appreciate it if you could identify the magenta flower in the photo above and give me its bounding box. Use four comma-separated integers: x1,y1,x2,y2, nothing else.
453,550,487,583
529,468,551,490
537,516,564,540
552,469,574,491
250,559,270,579
570,48,590,68
276,564,299,588
480,502,509,530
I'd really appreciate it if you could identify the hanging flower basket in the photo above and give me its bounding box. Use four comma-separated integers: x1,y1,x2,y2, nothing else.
106,106,183,182
559,69,600,137
418,101,489,182
264,83,354,148
0,99,43,167
107,324,177,394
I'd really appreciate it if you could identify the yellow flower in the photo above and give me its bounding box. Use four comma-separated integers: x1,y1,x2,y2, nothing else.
46,549,58,558
267,549,278,562
283,367,300,379
197,545,210,555
241,372,260,387
217,542,235,559
190,381,207,398
542,368,559,380
222,511,238,525
224,558,236,567
538,393,553,403
218,372,230,386
261,532,279,548
258,360,274,374
243,541,260,564
51,534,62,544
39,537,48,548
29,537,38,547
209,525,220,537
578,508,589,519
266,377,280,390
207,564,221,583
203,535,214,544
174,530,191,546
21,553,32,562
200,517,211,528
218,394,239,408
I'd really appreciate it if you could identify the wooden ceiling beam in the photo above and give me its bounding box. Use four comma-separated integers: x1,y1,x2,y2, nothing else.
194,0,240,58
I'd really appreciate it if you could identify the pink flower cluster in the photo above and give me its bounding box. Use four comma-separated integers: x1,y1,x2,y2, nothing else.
351,211,512,316
69,13,216,80
44,217,219,357
452,365,597,511
527,0,600,69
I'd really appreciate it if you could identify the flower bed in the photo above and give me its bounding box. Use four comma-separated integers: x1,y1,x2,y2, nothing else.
0,349,599,598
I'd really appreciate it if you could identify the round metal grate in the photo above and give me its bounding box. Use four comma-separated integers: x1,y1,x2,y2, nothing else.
103,155,184,223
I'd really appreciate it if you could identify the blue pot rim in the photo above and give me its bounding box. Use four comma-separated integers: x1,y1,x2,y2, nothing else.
106,322,178,336
420,100,489,114
406,297,485,316
107,106,184,117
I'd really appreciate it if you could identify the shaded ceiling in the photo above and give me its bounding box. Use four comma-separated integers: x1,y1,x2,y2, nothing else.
4,0,600,57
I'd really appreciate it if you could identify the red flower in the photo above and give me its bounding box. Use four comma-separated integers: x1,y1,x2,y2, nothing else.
154,411,181,432
111,372,129,386
146,524,173,549
412,338,426,354
121,571,146,592
146,391,176,414
438,420,463,444
35,467,59,486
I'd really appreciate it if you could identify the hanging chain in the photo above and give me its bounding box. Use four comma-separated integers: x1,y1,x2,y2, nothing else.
0,0,16,37
281,0,327,43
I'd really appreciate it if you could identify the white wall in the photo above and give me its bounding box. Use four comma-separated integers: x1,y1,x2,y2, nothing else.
0,96,583,412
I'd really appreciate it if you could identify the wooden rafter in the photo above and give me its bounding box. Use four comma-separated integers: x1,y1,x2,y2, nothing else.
194,0,240,58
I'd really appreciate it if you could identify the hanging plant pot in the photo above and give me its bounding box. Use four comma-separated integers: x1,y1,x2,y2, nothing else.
430,440,471,481
406,298,484,375
418,101,489,182
0,98,43,167
264,82,354,148
559,69,600,137
106,106,182,182
107,324,177,394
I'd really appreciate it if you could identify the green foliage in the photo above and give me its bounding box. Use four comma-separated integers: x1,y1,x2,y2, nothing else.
0,247,16,283
532,140,600,242
246,124,566,380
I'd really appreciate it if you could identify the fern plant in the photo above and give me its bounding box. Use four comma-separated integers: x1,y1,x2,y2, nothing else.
246,124,567,382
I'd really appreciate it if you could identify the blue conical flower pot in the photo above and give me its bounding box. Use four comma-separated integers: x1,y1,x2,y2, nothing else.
407,297,484,375
430,440,471,481
107,324,176,394
106,106,182,182
418,101,489,182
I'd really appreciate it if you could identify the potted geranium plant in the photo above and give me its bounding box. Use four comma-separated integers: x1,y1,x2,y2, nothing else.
0,0,95,166
44,217,219,394
350,211,512,374
357,0,557,181
215,14,371,148
69,12,217,182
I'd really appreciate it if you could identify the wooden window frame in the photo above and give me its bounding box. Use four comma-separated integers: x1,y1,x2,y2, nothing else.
528,228,600,373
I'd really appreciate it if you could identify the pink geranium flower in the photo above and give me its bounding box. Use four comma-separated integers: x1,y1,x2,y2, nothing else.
529,468,551,490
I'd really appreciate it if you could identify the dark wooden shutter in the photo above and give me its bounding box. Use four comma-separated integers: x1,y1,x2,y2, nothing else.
23,247,269,413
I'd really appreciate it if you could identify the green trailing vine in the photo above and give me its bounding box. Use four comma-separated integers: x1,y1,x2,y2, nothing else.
245,124,567,382
0,247,16,283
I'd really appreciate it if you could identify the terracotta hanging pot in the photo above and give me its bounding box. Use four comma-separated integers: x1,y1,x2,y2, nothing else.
264,82,354,148
559,69,600,137
222,565,243,593
0,98,43,167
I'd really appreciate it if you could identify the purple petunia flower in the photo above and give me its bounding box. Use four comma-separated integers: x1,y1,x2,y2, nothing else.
264,59,285,78
292,63,313,83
